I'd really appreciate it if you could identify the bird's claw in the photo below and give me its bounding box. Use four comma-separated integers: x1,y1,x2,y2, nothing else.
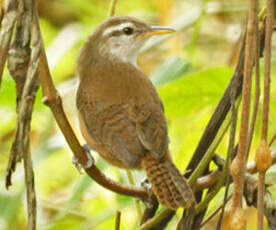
141,178,159,208
141,178,151,192
72,144,95,173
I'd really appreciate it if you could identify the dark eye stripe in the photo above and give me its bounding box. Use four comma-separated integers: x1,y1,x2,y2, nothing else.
109,30,122,37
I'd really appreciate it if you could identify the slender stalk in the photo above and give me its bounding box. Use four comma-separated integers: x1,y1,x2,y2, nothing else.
269,132,276,147
126,170,142,219
0,0,18,86
262,0,272,142
108,0,118,17
188,111,232,187
195,97,241,214
138,209,174,230
257,1,274,229
201,194,233,228
216,72,239,230
231,0,256,221
195,155,229,214
115,211,121,230
246,19,260,159
257,173,265,230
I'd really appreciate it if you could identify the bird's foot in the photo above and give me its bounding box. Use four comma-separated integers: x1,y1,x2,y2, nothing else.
141,178,159,208
141,178,151,192
72,144,95,173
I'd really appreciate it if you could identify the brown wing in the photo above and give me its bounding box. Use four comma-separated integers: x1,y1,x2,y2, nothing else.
77,93,146,168
130,102,169,160
77,60,169,166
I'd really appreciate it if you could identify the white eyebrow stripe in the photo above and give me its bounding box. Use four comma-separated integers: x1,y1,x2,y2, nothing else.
103,22,134,37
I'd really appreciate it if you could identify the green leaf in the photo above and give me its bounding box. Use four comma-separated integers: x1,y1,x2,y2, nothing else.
151,56,190,87
158,67,234,169
56,175,92,219
0,192,23,230
159,66,234,119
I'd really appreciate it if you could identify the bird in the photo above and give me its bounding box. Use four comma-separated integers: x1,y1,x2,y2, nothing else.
76,15,195,210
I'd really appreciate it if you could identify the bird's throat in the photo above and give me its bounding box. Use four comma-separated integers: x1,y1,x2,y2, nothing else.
98,42,139,67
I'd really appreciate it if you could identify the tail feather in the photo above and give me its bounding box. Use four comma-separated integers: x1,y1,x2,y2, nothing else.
141,154,195,210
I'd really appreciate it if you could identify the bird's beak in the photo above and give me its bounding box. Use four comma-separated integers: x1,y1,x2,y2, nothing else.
136,26,175,39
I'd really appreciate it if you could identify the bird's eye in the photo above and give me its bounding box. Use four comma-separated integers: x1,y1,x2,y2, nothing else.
123,27,134,35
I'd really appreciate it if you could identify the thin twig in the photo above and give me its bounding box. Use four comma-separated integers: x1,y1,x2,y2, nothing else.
201,194,233,228
257,1,274,229
115,211,121,230
261,8,272,142
0,0,18,87
139,209,175,230
108,0,118,17
5,0,32,188
189,111,232,187
246,19,261,160
216,65,239,230
4,0,39,229
140,194,158,225
20,0,41,228
230,0,256,225
257,173,265,230
126,170,142,219
269,132,276,147
195,98,240,214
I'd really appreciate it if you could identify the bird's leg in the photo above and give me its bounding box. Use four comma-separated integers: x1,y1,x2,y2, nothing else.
141,178,151,191
140,178,159,224
72,144,95,173
141,178,154,204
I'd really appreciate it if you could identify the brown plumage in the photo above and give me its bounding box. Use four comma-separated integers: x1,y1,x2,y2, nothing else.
76,16,195,209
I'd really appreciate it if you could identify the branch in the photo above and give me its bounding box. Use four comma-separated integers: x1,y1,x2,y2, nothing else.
108,0,118,17
19,0,41,227
5,0,33,188
216,57,239,230
256,1,274,229
115,211,121,230
230,0,257,227
140,194,158,225
0,0,17,87
3,0,40,229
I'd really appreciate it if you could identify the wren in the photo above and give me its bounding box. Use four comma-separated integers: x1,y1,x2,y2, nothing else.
76,16,195,209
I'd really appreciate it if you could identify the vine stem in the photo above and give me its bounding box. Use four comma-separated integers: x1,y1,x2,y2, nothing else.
108,0,118,17
257,0,274,229
230,0,257,228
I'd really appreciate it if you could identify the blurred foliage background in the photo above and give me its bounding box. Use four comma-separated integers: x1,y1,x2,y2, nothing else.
0,0,276,229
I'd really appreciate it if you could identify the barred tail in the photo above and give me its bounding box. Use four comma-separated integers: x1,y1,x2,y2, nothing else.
141,153,195,210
